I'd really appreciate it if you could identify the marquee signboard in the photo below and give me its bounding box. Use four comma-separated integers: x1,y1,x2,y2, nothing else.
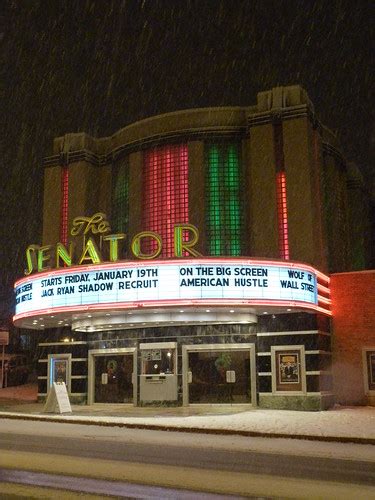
14,258,330,325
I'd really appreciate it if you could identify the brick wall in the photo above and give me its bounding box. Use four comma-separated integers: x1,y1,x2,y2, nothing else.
331,271,375,405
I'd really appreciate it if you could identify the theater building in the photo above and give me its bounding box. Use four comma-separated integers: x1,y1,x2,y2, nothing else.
13,85,375,410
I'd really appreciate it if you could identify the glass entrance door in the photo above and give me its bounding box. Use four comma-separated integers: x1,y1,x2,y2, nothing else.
94,354,133,403
188,349,251,404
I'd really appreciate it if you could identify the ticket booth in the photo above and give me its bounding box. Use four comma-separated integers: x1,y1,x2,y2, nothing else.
139,342,178,404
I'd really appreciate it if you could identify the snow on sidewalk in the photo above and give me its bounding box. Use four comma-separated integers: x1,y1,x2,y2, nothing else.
2,405,374,440
0,383,374,440
69,406,375,439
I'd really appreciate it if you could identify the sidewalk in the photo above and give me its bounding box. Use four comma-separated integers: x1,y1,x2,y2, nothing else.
1,384,374,445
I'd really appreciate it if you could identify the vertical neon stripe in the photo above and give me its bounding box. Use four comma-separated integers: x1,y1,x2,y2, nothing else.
273,124,290,260
143,145,189,257
226,145,241,255
208,146,221,255
276,171,290,260
165,147,172,257
206,143,242,256
60,166,69,246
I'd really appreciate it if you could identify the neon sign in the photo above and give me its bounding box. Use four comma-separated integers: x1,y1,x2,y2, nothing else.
24,213,201,275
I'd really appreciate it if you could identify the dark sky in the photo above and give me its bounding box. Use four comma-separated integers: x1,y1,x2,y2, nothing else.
1,0,373,319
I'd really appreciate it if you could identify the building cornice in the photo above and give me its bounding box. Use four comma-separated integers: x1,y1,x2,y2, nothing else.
246,104,317,129
42,126,247,168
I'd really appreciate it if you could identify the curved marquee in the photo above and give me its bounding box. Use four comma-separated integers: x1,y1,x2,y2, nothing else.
14,258,331,328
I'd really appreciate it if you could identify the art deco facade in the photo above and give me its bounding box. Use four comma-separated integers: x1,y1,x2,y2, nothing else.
14,85,375,410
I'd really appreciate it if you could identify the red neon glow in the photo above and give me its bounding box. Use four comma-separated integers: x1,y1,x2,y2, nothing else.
318,296,332,305
143,145,189,257
60,167,69,246
317,283,330,296
276,171,289,260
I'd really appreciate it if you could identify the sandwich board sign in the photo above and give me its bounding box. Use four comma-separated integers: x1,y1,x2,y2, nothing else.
43,382,72,414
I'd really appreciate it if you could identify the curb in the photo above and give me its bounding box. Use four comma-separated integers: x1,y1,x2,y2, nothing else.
1,412,374,445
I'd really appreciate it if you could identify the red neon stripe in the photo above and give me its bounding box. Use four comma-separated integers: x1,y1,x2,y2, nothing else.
318,295,332,305
60,167,69,246
165,146,173,256
317,283,330,296
273,123,289,260
143,145,189,257
276,171,289,260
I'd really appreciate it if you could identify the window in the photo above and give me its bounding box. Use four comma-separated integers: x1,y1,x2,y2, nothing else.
143,145,189,257
205,142,243,256
363,348,375,394
140,342,177,376
141,348,175,375
271,345,306,394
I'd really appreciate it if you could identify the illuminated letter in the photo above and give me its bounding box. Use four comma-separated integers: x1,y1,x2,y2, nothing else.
174,224,202,257
37,245,53,272
103,233,125,262
71,212,111,236
78,238,102,265
56,242,74,268
25,245,39,275
131,232,162,260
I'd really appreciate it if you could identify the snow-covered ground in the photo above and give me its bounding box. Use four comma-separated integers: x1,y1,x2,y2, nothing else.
1,384,374,440
48,406,375,439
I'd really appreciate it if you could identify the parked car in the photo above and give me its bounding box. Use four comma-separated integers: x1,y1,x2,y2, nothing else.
0,354,32,387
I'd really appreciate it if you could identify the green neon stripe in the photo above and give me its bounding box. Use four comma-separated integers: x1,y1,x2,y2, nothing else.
206,143,242,256
225,144,241,256
208,145,221,255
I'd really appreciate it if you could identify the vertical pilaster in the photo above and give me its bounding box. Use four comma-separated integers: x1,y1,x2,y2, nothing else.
248,124,278,258
283,117,326,269
42,166,61,246
98,165,112,222
188,141,206,254
68,161,100,230
128,151,143,238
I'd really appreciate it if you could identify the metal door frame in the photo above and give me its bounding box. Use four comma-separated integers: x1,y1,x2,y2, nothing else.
47,353,72,394
88,348,137,405
182,343,257,406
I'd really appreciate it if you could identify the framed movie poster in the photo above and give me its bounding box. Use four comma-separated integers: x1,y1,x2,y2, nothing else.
48,354,71,393
53,359,68,385
274,349,303,392
279,353,300,384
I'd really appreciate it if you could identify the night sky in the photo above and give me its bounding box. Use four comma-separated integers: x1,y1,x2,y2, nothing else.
1,0,373,325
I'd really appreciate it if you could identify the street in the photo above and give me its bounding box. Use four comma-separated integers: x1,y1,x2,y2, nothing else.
0,418,374,498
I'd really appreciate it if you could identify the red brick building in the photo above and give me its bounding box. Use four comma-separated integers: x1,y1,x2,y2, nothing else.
331,271,375,405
